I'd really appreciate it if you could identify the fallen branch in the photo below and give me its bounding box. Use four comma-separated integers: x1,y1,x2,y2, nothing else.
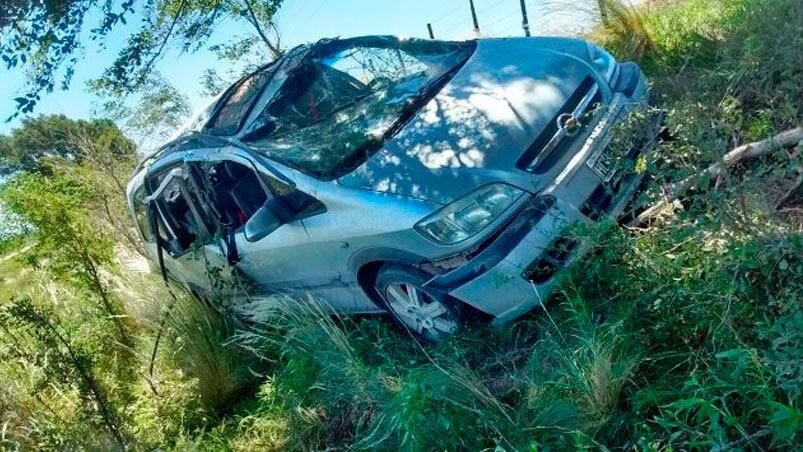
630,126,803,226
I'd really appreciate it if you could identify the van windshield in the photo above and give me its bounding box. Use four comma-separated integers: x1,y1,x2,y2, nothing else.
242,37,475,179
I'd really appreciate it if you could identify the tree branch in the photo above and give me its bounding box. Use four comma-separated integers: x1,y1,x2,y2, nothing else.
240,0,282,58
136,0,188,89
630,126,803,226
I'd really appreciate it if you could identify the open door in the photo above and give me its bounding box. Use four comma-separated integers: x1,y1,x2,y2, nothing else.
144,164,233,297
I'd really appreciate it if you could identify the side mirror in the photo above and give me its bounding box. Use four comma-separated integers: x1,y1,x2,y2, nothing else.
244,205,282,242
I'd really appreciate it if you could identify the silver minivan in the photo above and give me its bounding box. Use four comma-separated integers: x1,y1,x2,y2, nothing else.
127,35,662,340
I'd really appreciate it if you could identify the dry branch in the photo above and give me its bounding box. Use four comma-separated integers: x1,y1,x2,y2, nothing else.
630,126,803,226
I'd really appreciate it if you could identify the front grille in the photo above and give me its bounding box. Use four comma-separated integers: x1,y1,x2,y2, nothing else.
517,76,603,174
582,103,664,221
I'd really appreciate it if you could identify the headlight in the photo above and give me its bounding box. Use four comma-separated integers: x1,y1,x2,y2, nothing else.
586,42,618,83
415,183,525,245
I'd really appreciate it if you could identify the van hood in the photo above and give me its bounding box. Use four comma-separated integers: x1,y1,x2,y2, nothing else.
337,37,609,205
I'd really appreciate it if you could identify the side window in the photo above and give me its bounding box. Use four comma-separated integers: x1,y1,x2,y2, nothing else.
264,175,325,219
205,67,273,136
132,186,154,243
198,159,324,230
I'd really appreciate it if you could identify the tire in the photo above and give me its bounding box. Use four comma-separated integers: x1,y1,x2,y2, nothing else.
374,264,470,341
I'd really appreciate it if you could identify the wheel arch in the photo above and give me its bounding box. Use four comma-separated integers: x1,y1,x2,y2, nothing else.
350,247,427,305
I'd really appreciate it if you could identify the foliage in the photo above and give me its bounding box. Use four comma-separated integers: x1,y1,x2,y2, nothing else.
1,0,284,118
0,296,127,449
0,0,801,450
0,114,136,173
0,114,141,249
89,73,192,152
591,0,655,60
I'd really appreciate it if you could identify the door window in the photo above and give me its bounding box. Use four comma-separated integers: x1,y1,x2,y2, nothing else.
144,167,212,256
195,160,325,231
156,177,203,254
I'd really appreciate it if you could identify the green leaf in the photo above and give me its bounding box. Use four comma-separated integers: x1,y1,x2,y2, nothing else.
668,397,706,411
715,348,749,360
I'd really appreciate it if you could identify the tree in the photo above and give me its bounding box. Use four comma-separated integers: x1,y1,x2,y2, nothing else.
1,0,284,119
0,115,145,254
0,173,135,349
0,114,136,173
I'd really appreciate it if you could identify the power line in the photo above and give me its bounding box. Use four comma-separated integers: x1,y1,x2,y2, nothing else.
481,6,521,35
429,0,530,40
429,1,469,26
476,0,511,17
278,0,311,28
302,0,326,29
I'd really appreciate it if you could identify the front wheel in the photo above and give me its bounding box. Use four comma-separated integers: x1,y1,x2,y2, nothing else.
374,264,467,341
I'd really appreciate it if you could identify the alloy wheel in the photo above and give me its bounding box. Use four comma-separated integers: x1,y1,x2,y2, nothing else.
384,282,457,339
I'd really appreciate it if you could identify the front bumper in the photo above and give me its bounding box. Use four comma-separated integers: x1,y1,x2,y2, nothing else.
425,81,664,324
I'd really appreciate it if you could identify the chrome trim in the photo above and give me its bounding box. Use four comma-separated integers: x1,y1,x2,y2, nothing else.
525,83,600,171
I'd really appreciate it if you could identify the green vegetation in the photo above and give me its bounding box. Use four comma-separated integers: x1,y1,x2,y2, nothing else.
0,242,32,301
0,0,800,450
1,0,283,118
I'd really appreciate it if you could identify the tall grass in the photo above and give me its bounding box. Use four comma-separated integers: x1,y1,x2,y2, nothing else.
541,0,656,61
592,0,656,60
2,0,801,449
163,293,264,415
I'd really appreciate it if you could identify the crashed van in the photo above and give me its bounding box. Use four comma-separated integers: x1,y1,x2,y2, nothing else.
127,35,663,340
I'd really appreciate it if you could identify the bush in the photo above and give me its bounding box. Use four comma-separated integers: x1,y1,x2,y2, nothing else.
2,0,801,449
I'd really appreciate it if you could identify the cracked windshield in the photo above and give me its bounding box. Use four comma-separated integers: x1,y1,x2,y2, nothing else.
0,0,800,450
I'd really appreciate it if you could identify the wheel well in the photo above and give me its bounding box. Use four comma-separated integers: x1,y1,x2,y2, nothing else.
357,261,387,305
363,261,493,324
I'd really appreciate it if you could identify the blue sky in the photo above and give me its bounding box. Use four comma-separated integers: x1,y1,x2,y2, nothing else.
0,0,594,135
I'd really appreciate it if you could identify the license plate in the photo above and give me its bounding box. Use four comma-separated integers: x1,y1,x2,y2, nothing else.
590,145,620,181
588,105,657,181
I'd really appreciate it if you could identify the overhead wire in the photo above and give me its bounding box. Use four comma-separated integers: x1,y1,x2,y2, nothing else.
428,1,469,27
431,0,525,40
483,6,523,36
